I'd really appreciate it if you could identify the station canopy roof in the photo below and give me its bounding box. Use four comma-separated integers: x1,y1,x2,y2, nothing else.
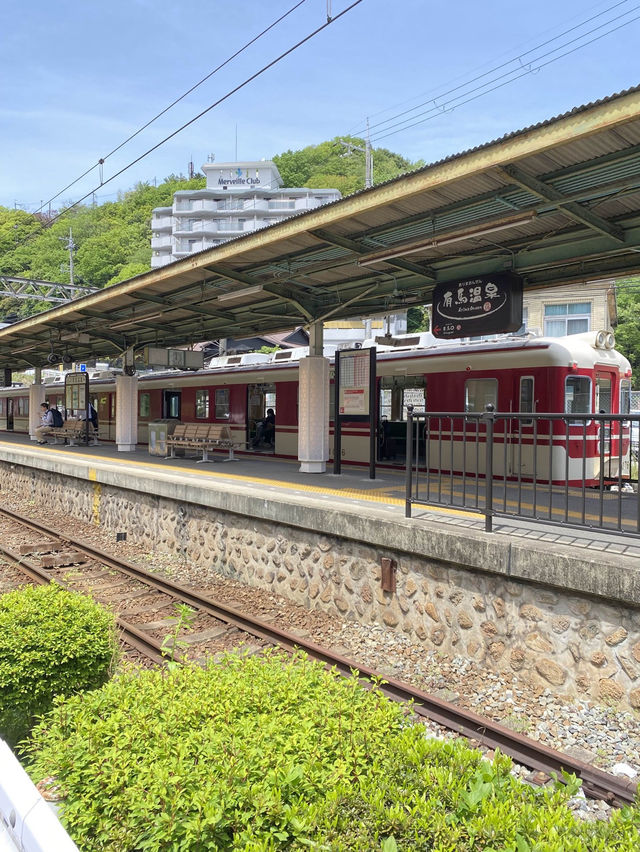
3,85,640,371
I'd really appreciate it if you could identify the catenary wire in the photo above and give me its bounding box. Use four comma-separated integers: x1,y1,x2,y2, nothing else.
348,1,638,143
347,0,633,133
17,0,363,240
34,0,310,217
369,9,640,144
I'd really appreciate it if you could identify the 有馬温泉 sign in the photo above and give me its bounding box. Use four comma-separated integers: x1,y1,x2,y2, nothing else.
431,273,523,339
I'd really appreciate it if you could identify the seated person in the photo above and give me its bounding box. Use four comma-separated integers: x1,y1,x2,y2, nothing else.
35,402,54,444
77,403,99,431
252,408,275,447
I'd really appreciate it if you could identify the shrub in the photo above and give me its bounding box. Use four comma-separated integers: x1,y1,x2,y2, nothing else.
0,583,118,748
24,650,640,851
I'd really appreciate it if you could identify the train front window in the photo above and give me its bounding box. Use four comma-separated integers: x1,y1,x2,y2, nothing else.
565,376,591,415
465,379,498,413
621,380,631,416
595,376,612,414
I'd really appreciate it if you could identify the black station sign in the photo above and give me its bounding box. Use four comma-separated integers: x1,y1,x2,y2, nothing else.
431,272,523,339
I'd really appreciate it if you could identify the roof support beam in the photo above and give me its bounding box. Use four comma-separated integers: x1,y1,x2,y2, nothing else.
497,164,626,243
311,228,437,280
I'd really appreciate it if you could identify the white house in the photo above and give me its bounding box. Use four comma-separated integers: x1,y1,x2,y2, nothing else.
151,159,341,268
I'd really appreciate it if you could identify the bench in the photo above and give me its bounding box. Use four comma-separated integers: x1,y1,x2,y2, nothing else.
165,423,245,463
48,419,99,447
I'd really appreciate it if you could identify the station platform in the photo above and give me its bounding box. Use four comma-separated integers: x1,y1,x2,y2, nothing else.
0,432,638,563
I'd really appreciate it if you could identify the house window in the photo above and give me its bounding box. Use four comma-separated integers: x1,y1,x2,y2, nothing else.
195,390,210,419
465,379,498,412
544,303,590,337
214,388,230,419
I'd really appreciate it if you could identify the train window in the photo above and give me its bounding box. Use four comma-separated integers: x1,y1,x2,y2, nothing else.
565,376,591,416
621,380,632,416
519,377,534,424
595,377,612,414
195,390,210,419
139,393,151,418
0,399,4,415
17,397,29,416
380,376,426,420
214,388,229,419
465,379,498,413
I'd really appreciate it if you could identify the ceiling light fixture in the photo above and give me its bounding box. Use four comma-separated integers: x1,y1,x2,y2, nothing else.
358,212,537,267
216,285,265,306
111,312,165,330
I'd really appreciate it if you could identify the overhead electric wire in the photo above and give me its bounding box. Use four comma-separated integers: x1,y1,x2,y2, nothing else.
368,7,640,144
34,0,310,217
346,0,638,146
19,0,362,241
347,0,632,134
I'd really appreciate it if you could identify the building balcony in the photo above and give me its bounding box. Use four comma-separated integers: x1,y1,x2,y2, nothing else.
151,235,173,249
151,216,173,230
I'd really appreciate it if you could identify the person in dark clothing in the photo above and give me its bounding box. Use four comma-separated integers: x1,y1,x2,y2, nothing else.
253,408,275,447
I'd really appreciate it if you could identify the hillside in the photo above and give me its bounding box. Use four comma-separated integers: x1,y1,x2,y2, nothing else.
0,139,421,320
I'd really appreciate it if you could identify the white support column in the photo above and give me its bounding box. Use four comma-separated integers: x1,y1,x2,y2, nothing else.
28,382,46,441
115,374,138,452
298,321,329,473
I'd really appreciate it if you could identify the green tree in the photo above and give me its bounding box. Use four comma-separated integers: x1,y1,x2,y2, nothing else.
614,276,640,388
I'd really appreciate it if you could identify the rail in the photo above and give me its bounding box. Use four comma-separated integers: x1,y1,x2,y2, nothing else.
405,407,640,537
0,504,636,807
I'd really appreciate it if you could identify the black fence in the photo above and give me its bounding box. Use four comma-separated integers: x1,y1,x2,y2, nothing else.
404,406,640,538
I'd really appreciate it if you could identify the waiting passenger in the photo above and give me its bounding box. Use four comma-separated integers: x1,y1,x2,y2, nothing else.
252,408,275,447
77,403,99,431
35,402,54,444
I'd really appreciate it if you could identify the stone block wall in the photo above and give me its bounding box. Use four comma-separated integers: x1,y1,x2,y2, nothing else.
4,462,640,711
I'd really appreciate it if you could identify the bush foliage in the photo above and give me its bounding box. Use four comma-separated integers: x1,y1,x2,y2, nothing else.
24,651,640,851
0,584,118,748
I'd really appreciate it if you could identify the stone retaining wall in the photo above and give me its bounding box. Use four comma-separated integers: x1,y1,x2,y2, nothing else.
5,462,640,711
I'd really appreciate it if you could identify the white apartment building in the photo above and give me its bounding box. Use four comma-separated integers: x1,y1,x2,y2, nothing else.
151,159,341,268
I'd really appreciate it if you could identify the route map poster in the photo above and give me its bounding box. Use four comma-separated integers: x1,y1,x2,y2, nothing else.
431,272,523,338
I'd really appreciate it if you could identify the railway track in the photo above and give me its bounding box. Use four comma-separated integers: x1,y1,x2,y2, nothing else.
0,503,636,808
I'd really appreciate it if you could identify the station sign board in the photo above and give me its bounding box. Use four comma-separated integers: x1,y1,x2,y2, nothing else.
431,272,523,339
143,347,204,370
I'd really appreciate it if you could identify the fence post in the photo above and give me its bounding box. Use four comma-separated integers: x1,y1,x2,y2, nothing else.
484,403,495,532
405,405,414,518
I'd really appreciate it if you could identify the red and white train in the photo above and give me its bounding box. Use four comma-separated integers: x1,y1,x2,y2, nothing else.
0,330,633,485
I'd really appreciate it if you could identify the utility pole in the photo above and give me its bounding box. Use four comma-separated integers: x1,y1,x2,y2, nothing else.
339,118,373,189
59,228,76,286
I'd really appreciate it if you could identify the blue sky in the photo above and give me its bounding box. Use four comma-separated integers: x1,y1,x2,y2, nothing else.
1,0,638,212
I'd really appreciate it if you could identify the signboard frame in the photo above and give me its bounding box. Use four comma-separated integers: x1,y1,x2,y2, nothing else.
64,371,90,443
431,272,523,339
333,347,377,478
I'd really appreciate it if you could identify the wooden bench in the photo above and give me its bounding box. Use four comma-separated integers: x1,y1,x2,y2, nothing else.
165,423,245,462
48,419,99,446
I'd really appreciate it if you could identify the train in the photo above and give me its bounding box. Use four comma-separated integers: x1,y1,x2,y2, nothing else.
0,329,633,486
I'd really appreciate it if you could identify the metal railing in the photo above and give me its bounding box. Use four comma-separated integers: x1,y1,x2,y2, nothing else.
405,405,640,537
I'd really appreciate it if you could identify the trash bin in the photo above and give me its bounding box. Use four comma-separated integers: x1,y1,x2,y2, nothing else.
148,419,180,457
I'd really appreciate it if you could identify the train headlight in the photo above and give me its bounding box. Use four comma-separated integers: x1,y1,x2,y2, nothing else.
595,330,607,348
605,332,615,349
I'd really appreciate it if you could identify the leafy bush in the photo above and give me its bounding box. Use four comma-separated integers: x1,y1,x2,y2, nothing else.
0,584,118,748
24,651,640,851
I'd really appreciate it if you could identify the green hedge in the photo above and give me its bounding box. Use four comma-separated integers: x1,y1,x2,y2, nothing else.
24,651,640,851
0,583,118,748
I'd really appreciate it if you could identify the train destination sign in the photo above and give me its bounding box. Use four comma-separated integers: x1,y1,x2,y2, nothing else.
431,273,523,339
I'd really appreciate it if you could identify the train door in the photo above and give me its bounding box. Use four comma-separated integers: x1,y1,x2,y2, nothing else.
96,393,113,441
247,383,276,450
378,376,426,464
163,390,181,420
511,375,535,478
6,398,13,431
595,369,626,478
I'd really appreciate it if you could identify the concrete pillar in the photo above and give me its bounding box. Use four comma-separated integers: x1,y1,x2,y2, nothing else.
115,374,138,452
299,322,329,473
29,383,46,441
